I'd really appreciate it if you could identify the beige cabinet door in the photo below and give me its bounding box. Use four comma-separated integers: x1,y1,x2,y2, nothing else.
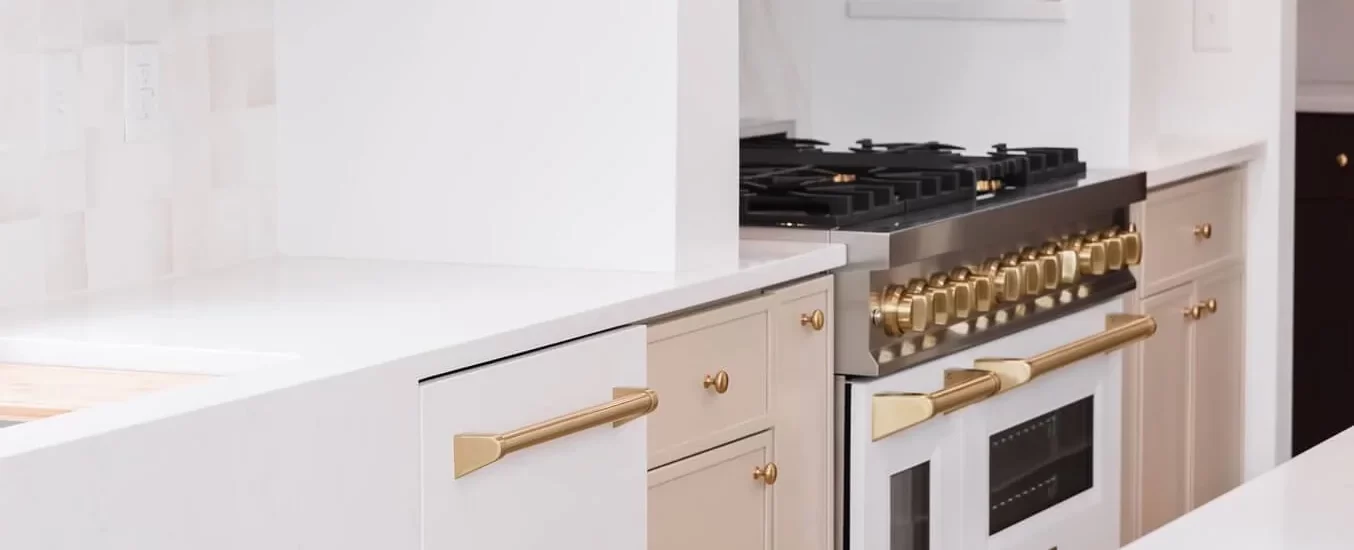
770,276,833,550
1135,284,1195,537
649,432,774,550
1190,268,1245,508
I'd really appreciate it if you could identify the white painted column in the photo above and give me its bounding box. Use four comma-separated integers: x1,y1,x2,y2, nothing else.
273,0,738,272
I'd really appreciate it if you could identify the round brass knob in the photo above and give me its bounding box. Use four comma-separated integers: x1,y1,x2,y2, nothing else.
1184,305,1204,320
1194,223,1213,240
800,310,826,331
1121,223,1143,266
1340,153,1349,168
1075,238,1108,276
753,463,779,486
1205,298,1218,313
879,283,931,336
952,267,994,313
703,370,730,394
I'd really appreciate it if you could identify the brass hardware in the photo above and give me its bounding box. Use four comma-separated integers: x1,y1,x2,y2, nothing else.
977,180,992,192
1006,253,1041,297
973,314,1157,393
832,173,857,183
1194,223,1213,239
1042,242,1080,286
453,387,659,479
753,463,779,486
1120,223,1142,265
953,266,995,313
1205,298,1218,313
1184,305,1204,320
872,369,1002,441
879,281,931,336
987,258,1024,302
925,276,953,326
1023,247,1060,291
800,309,826,331
1340,154,1350,168
1073,237,1108,276
703,371,730,394
931,273,974,321
1103,235,1125,271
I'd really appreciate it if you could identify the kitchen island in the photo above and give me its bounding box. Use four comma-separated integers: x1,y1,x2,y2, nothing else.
1125,425,1354,550
0,240,844,550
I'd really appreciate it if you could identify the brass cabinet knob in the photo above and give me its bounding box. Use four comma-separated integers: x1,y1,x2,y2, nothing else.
1340,153,1349,168
753,462,779,486
952,267,995,313
1121,223,1143,266
879,282,931,336
1184,305,1204,320
1075,239,1108,276
1204,298,1218,313
800,309,826,331
703,370,730,394
1194,223,1213,240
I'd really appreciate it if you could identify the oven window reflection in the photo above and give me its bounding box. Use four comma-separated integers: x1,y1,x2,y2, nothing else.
989,396,1095,534
890,462,931,550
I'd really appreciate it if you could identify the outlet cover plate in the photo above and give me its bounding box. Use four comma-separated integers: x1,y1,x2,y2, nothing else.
1194,0,1232,53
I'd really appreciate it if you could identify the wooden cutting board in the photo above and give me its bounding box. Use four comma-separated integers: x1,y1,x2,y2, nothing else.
0,364,211,422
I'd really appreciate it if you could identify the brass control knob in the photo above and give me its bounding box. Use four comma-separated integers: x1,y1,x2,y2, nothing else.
1005,253,1042,297
1120,223,1143,266
984,259,1024,303
878,281,931,336
1102,234,1126,271
1042,242,1080,285
924,278,953,326
930,273,974,321
951,267,994,313
1022,247,1060,291
1073,235,1108,276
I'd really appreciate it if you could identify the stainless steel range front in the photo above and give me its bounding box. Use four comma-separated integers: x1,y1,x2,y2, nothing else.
740,132,1157,550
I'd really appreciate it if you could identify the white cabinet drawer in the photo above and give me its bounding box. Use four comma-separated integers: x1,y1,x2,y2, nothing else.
648,431,775,550
421,327,651,550
1140,169,1243,292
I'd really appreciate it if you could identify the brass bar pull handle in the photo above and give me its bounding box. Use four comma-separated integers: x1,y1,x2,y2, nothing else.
454,387,659,479
974,314,1157,393
871,369,1002,441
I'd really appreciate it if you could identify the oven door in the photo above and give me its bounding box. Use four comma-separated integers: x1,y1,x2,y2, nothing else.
956,299,1128,550
842,359,967,550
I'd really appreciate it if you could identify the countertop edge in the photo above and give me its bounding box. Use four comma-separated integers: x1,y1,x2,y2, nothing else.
1138,139,1267,190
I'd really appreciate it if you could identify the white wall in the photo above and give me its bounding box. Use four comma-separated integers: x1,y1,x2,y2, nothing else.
0,0,277,310
1131,0,1295,476
803,3,1132,166
741,0,812,126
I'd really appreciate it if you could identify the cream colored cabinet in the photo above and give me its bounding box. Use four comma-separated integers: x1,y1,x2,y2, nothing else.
646,275,833,550
1122,167,1247,544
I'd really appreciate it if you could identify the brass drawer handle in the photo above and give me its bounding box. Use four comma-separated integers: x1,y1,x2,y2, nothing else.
753,462,779,486
974,314,1157,393
454,387,659,479
703,370,730,394
1193,223,1213,239
801,309,826,331
872,368,1002,441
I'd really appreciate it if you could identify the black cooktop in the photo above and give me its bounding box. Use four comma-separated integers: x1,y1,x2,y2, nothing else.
740,135,1087,229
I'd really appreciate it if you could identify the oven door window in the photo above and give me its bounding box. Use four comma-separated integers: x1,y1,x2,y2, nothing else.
890,462,931,550
988,396,1094,534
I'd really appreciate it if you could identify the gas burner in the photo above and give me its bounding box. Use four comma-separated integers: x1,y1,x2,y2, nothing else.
739,136,1089,228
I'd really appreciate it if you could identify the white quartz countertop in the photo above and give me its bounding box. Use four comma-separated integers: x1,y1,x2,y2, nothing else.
0,240,843,454
1125,426,1354,550
1131,135,1266,189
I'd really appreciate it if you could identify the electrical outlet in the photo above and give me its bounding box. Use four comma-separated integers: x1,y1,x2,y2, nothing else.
124,43,165,143
1194,0,1232,53
40,52,82,152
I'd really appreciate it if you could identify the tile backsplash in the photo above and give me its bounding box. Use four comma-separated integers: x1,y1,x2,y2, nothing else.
0,0,276,308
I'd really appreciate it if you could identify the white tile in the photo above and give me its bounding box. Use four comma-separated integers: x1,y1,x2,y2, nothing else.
39,150,88,214
207,0,271,34
39,0,83,50
207,30,274,111
126,0,172,42
85,128,172,208
163,35,210,129
43,211,88,297
0,0,40,53
80,45,126,138
0,218,47,307
205,184,274,267
169,129,210,194
0,150,39,223
209,106,274,188
0,53,42,151
169,0,209,37
83,0,127,45
169,187,209,272
84,199,172,291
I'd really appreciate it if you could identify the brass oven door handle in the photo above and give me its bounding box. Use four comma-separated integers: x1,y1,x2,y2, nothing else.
872,369,1002,441
974,314,1157,393
454,387,659,478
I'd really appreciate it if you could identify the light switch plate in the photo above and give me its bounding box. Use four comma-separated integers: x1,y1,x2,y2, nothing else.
124,43,165,143
1194,0,1232,53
